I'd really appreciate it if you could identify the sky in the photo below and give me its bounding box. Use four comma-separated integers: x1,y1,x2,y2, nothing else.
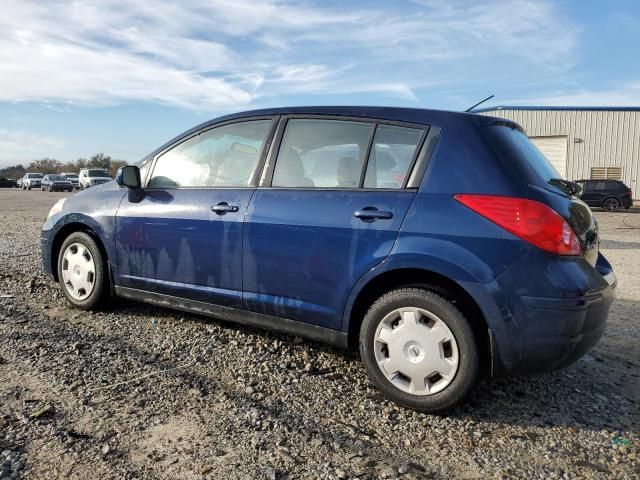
1,0,639,168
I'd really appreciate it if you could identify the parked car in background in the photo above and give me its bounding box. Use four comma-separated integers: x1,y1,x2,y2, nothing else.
41,106,616,413
41,174,74,192
575,179,633,211
16,177,23,189
0,177,17,188
22,172,43,190
78,169,112,189
61,172,80,190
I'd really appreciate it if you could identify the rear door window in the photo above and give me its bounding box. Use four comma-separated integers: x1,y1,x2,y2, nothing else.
271,119,374,188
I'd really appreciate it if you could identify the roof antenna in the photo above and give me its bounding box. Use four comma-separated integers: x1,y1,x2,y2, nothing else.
465,94,494,112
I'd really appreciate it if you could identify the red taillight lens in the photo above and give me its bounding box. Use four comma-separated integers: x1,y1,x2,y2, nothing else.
455,194,583,256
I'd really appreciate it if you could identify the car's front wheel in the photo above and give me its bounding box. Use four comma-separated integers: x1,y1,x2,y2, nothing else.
359,288,479,413
57,232,109,309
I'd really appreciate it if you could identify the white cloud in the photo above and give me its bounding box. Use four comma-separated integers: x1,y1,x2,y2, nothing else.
0,129,65,163
0,0,580,110
506,83,640,107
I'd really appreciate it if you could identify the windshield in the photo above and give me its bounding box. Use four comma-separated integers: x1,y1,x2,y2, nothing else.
27,173,43,178
49,175,65,181
88,170,111,178
63,173,78,179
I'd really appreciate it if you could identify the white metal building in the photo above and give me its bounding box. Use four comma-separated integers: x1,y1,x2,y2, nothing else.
476,106,640,198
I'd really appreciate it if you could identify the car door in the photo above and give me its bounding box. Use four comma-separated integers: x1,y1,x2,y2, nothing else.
115,117,277,308
243,117,427,330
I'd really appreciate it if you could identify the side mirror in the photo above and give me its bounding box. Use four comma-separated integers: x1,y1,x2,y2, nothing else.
116,165,141,189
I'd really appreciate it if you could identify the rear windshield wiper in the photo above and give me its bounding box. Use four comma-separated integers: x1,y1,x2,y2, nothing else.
548,178,583,196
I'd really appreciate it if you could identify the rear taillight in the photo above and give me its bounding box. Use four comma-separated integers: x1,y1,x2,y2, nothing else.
455,194,582,256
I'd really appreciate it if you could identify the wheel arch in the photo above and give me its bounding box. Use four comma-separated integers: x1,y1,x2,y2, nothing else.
345,267,492,374
50,222,110,283
601,196,621,208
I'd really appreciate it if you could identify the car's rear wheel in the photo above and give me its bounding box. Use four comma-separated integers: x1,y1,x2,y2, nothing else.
602,197,621,211
57,232,108,309
359,288,479,413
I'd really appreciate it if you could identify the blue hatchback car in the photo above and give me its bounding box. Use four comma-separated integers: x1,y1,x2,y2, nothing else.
41,106,616,412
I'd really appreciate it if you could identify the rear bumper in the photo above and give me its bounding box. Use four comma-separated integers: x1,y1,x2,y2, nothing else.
467,251,616,377
505,285,613,374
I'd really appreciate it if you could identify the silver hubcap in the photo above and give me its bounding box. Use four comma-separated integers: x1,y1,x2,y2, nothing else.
61,243,95,300
374,307,459,395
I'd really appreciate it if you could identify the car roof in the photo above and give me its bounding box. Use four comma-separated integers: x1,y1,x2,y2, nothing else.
140,106,519,163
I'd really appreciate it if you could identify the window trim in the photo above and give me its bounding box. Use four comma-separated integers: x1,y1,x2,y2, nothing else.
260,114,430,191
358,123,378,188
144,116,279,190
406,126,440,189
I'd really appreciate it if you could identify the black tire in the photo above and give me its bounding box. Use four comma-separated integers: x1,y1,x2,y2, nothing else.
359,288,479,413
57,231,109,310
602,197,620,212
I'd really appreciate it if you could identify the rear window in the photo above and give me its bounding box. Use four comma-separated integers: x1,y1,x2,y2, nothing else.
483,125,579,196
496,127,560,180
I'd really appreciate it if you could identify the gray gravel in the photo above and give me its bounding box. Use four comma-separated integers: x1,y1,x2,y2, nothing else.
0,189,638,479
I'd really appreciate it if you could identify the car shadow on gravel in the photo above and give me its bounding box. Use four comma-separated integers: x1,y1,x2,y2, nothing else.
3,301,372,460
110,299,638,435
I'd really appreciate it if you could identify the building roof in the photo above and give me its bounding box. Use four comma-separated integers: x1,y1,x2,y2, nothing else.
475,105,640,112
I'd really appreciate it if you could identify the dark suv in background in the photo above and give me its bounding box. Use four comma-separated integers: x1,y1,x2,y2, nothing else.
575,179,633,211
41,106,616,412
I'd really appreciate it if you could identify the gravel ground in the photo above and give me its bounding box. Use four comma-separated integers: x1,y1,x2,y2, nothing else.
0,188,638,479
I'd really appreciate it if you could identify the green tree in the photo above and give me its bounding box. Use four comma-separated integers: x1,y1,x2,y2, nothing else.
0,164,26,179
28,158,63,174
72,158,88,171
109,160,128,177
87,153,112,169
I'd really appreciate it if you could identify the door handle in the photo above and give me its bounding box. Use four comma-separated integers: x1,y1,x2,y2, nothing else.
353,207,393,221
211,202,239,215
